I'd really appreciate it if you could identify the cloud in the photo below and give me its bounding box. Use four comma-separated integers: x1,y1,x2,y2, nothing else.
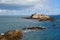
0,0,40,5
26,0,50,14
0,0,58,15
0,3,32,10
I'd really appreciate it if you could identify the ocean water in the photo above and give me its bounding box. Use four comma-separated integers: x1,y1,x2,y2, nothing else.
0,15,60,40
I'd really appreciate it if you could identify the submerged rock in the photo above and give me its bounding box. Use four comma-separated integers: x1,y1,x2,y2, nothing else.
52,24,57,27
0,30,22,40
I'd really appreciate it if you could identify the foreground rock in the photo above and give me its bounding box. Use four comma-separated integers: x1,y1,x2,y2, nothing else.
0,30,22,40
23,26,46,30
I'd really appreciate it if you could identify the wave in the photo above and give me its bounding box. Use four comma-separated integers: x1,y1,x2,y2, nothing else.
22,30,36,33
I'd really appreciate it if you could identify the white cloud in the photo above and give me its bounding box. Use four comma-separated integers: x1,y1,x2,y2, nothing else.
0,0,40,5
26,0,50,14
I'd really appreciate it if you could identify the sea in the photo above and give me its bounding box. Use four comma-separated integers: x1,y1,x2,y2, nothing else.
0,15,60,40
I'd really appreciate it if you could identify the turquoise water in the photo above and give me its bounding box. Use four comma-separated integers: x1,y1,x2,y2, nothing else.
0,15,60,40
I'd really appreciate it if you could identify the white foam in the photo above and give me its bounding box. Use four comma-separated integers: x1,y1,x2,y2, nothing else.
22,30,37,33
22,30,32,33
1,33,4,35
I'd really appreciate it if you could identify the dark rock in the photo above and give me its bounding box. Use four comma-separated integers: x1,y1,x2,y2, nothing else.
48,18,55,22
52,24,57,27
0,35,6,40
23,26,46,30
39,18,48,21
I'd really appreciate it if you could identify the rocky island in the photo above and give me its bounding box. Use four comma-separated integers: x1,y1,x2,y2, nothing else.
25,13,55,21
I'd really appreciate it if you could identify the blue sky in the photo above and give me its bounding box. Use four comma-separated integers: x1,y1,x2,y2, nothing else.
0,0,60,15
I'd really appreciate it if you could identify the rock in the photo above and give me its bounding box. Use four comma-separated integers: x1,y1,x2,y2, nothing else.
23,26,46,30
48,18,55,22
25,13,51,21
0,35,4,39
31,13,40,19
52,24,57,27
31,13,50,19
39,17,49,21
24,13,55,21
0,30,22,40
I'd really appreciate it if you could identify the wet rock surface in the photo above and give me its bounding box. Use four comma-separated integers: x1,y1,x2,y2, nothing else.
0,30,22,40
23,26,46,30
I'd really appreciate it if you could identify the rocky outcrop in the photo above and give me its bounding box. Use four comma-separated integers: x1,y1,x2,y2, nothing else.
31,13,56,21
23,26,46,30
0,26,46,40
31,13,50,19
0,30,22,40
25,13,51,21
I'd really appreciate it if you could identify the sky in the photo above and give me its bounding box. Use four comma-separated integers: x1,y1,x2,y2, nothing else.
0,0,60,15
